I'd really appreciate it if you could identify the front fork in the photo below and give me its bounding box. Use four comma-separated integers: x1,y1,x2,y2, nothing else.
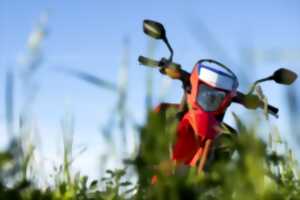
197,139,213,174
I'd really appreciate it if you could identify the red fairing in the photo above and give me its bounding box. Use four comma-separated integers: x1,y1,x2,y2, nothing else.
187,109,219,139
172,111,219,165
172,115,199,164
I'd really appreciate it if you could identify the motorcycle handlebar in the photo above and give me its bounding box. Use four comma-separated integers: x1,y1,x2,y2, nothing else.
139,56,279,116
266,104,279,116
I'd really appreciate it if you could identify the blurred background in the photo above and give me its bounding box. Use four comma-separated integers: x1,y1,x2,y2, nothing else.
0,0,299,185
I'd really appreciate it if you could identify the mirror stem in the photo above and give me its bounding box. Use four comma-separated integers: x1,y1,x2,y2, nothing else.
163,37,174,62
248,76,273,94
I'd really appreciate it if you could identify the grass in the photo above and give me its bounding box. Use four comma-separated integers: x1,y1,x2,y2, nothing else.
0,109,300,199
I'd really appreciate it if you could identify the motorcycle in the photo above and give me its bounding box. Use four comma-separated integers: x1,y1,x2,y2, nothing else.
138,19,298,174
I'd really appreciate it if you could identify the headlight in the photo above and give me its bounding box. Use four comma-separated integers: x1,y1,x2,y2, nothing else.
197,84,226,112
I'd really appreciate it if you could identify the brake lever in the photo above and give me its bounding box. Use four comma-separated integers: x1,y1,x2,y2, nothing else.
232,91,279,117
138,55,161,68
139,56,191,93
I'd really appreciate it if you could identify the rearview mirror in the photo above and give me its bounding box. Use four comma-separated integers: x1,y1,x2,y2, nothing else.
143,20,166,40
272,68,298,85
248,68,298,94
142,19,174,61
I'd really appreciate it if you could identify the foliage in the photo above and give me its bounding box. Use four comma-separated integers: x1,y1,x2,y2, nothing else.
0,110,300,200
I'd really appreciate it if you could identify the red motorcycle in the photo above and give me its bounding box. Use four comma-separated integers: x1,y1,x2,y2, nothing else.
138,20,298,174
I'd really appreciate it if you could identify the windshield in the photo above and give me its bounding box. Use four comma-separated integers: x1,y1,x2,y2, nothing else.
197,84,226,112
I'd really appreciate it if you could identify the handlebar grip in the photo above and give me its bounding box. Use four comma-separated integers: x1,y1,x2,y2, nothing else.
138,56,161,68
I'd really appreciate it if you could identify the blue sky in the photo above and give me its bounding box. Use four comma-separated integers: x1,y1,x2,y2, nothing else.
1,0,300,179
